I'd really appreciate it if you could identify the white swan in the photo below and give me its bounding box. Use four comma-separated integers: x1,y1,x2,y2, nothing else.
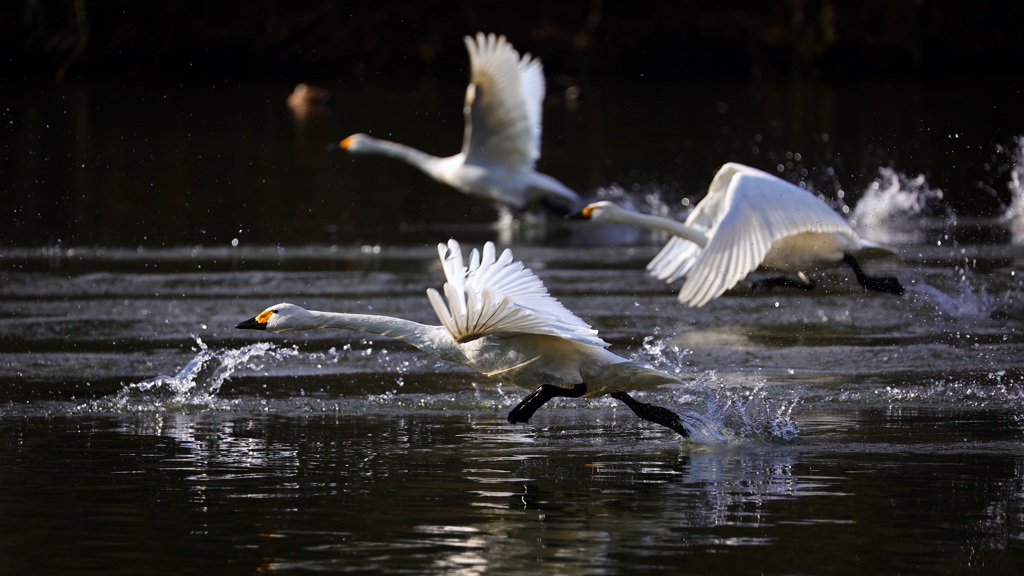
237,239,697,437
335,33,578,214
572,162,903,307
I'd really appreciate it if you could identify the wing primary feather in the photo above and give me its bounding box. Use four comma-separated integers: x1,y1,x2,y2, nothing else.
430,239,606,347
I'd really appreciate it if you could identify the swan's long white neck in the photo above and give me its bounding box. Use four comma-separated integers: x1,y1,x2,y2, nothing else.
356,138,444,176
296,310,460,362
601,208,709,247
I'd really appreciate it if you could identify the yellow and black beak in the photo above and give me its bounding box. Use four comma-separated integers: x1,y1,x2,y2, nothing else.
235,309,273,330
235,317,266,330
326,135,354,153
565,205,595,221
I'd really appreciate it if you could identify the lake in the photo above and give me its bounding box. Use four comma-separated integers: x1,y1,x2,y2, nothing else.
2,76,1024,574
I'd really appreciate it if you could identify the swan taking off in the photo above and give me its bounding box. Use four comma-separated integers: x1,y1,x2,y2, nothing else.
237,240,698,438
571,162,904,307
334,33,578,214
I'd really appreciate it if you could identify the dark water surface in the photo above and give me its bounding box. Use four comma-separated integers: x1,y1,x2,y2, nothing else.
2,78,1024,574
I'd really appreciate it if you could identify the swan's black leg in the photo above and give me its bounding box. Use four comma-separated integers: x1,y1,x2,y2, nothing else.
842,254,904,295
750,275,816,292
507,383,587,424
611,392,690,437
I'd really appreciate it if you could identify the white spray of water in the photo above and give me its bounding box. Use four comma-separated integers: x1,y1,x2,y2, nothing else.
844,167,1001,317
689,372,800,443
634,336,799,443
594,181,693,221
1001,136,1024,243
880,371,1024,408
72,330,806,444
906,273,995,318
573,183,690,246
835,372,1024,435
82,337,299,412
634,374,801,444
849,167,951,244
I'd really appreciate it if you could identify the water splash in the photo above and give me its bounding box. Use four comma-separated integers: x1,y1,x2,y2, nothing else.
81,337,298,412
874,371,1024,434
631,337,799,443
692,373,799,443
571,183,691,246
880,373,1024,410
637,333,693,376
907,241,1024,322
594,182,689,220
1000,136,1024,242
629,373,799,445
848,167,952,244
795,367,1024,421
906,260,996,319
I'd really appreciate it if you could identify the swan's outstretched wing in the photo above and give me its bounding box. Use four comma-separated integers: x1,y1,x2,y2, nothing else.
461,32,544,168
427,240,607,347
647,236,703,284
675,163,855,307
646,165,742,284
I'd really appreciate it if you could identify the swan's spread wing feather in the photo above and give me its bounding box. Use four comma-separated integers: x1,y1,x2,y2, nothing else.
677,164,854,307
430,240,606,347
462,33,542,168
645,164,741,285
647,236,703,283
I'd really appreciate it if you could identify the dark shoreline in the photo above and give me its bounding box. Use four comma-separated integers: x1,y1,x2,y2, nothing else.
5,1,1023,82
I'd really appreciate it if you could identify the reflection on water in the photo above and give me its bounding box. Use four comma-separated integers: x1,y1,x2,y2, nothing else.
1,234,1022,573
3,405,1023,574
2,78,1024,573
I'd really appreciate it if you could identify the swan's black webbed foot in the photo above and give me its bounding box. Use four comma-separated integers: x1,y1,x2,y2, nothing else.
750,275,816,292
842,254,904,296
611,391,690,437
507,383,587,424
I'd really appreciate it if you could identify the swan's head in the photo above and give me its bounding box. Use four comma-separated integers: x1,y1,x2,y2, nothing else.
336,133,374,153
236,302,313,332
567,201,625,222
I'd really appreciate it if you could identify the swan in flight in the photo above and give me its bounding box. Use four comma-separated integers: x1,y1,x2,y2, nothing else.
334,33,578,215
571,162,904,307
237,239,701,438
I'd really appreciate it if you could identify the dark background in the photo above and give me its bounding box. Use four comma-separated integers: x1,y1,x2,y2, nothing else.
3,1,1023,248
4,0,1023,82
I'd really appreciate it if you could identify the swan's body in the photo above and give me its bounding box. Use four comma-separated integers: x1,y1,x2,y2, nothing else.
574,162,903,306
337,33,578,212
237,240,696,437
